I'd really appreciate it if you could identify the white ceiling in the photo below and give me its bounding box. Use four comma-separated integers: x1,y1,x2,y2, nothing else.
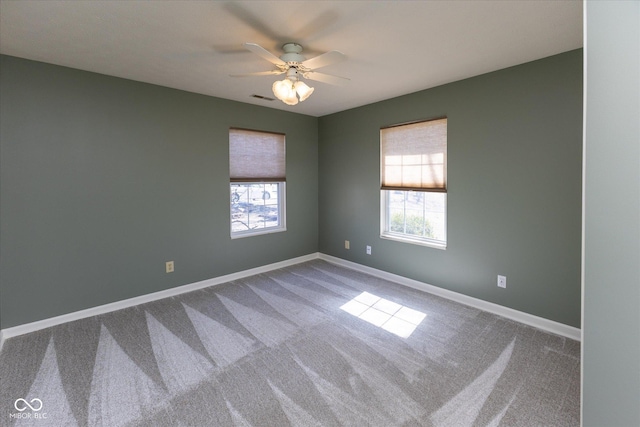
0,1,583,117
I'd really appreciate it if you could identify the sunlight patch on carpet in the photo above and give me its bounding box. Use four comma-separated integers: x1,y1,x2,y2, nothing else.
340,292,426,338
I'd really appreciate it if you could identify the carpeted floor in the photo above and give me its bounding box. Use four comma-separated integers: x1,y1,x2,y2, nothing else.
0,260,580,426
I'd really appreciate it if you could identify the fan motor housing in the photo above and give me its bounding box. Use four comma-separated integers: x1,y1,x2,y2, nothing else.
280,43,305,63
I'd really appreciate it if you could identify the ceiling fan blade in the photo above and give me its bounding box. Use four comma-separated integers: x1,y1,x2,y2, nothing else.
292,10,339,41
243,43,286,66
230,70,286,77
304,71,350,86
301,50,345,70
224,3,282,43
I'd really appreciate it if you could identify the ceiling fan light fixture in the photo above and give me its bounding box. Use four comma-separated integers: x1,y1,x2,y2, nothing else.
272,79,290,100
237,42,348,107
272,78,304,105
294,80,314,102
282,90,299,105
272,79,299,105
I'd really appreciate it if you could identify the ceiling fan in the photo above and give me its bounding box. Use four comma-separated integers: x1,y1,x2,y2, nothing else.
231,42,349,105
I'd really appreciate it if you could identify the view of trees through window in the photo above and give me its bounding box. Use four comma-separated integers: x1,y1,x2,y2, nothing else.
385,190,446,244
231,183,282,234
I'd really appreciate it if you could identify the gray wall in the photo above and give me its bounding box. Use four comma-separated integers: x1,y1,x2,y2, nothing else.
319,50,583,327
0,55,318,329
1,50,584,332
583,1,640,425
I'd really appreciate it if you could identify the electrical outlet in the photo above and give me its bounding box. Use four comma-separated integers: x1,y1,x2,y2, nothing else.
497,275,506,288
366,245,372,255
345,240,350,249
166,261,174,273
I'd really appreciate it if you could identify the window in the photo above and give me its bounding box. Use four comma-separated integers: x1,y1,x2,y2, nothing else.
380,118,447,249
229,128,286,238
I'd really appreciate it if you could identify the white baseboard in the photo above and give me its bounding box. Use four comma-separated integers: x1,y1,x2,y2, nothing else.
319,254,582,341
0,251,580,348
0,253,320,348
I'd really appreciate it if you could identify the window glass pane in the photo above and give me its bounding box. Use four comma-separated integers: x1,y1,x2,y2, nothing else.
383,190,446,247
231,183,283,236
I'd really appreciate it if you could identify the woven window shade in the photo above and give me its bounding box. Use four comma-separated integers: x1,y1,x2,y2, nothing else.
229,128,285,182
381,118,447,192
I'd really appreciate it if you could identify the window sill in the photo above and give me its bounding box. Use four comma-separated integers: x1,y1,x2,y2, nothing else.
380,233,447,250
231,227,286,239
